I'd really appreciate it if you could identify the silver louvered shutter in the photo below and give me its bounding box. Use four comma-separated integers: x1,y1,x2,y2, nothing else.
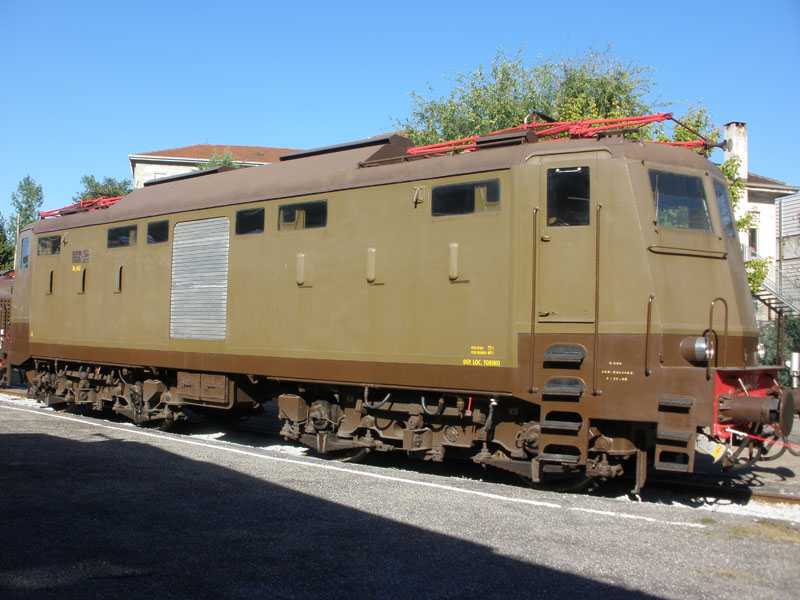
170,217,230,340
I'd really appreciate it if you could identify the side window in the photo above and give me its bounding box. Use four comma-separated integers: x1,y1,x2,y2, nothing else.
547,167,590,226
37,235,61,256
713,181,736,237
235,208,265,235
650,171,711,231
278,200,327,230
431,180,499,216
108,225,137,248
147,220,169,244
20,237,30,269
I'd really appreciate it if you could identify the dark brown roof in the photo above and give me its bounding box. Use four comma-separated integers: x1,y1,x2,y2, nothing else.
747,172,796,188
37,135,717,235
132,144,298,163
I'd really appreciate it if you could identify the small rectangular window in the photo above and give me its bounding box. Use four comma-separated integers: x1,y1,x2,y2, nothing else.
236,208,265,235
713,181,736,237
650,171,711,231
749,228,758,256
37,235,61,256
278,200,327,230
432,180,500,216
108,225,137,248
147,220,169,244
20,237,29,269
547,168,590,226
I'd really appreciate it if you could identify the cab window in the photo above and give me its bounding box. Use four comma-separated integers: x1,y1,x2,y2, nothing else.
650,171,711,231
713,181,736,237
547,167,590,226
20,237,30,269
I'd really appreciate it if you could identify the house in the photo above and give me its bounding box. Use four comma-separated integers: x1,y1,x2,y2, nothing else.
128,144,297,189
724,122,800,320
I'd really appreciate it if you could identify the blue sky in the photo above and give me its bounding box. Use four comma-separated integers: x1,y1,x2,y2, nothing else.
1,0,798,218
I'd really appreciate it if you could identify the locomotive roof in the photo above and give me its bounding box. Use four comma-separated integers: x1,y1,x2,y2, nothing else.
33,134,719,234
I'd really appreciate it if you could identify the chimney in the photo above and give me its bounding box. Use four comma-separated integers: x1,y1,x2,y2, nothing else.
724,121,748,182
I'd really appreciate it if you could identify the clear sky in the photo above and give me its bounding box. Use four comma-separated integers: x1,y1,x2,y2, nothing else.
1,0,798,217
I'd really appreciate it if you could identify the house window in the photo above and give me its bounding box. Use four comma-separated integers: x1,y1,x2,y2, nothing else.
236,208,265,235
432,180,499,216
37,235,61,256
547,168,590,226
147,220,169,244
278,200,327,230
650,171,711,231
108,225,137,248
749,228,758,256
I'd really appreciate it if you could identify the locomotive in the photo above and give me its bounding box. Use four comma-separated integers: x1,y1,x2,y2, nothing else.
6,114,794,491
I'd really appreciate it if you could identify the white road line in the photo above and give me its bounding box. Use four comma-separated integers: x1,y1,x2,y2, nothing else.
0,400,705,529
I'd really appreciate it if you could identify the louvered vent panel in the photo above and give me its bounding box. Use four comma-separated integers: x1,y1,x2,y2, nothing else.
170,217,230,340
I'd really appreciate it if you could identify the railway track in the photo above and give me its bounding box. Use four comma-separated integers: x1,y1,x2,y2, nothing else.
4,388,799,506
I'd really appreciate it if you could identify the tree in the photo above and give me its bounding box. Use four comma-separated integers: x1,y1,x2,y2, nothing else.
396,46,767,290
73,175,132,202
760,317,800,382
196,149,241,171
396,46,660,146
0,213,14,270
9,175,44,246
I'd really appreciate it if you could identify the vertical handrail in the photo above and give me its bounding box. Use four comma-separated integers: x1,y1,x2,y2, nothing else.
592,203,603,396
529,207,539,393
645,294,656,376
707,297,729,379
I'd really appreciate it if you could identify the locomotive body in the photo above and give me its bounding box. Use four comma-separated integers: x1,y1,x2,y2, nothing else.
7,131,793,488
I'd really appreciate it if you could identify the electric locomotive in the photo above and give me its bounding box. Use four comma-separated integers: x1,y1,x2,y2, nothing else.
6,114,794,490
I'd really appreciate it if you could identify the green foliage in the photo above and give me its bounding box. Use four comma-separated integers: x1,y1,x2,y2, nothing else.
9,175,44,246
0,213,14,270
648,105,720,147
396,46,659,146
73,175,132,202
759,317,800,381
745,257,771,294
196,149,240,171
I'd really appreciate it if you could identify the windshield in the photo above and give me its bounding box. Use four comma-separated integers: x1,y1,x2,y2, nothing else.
649,170,711,231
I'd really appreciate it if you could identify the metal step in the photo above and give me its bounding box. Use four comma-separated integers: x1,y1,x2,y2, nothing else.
657,428,692,442
541,419,583,432
659,395,693,410
542,377,585,398
542,344,586,364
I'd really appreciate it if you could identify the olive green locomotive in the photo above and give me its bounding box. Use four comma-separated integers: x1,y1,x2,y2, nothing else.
6,121,794,490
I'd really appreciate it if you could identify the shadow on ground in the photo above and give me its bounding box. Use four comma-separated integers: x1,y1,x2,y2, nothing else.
0,431,665,600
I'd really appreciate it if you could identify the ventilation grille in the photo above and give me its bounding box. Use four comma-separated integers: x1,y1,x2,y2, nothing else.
170,217,230,340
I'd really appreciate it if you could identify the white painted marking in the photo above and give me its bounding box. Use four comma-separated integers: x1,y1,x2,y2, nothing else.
0,399,704,528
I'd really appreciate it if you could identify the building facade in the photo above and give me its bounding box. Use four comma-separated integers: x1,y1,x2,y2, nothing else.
128,144,297,189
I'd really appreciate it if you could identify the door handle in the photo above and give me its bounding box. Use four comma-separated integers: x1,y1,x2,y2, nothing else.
540,236,551,242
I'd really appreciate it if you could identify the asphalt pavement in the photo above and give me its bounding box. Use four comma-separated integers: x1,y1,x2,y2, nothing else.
1,397,799,600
